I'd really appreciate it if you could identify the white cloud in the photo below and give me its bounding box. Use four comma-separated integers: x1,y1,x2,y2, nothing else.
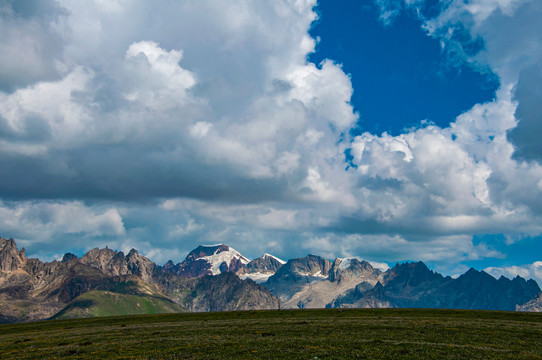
123,41,197,108
0,67,94,146
169,218,204,238
0,0,541,272
485,261,542,285
0,200,125,245
0,0,66,90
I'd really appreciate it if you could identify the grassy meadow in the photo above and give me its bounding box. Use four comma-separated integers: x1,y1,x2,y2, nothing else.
1,308,541,359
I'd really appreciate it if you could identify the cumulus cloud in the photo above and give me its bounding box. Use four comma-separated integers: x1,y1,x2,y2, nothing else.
0,0,540,274
0,200,125,249
0,0,356,204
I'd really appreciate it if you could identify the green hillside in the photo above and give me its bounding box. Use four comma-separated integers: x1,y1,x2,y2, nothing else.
51,290,184,319
1,308,541,359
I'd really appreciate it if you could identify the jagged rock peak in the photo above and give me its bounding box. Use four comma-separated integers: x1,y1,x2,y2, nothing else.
0,237,27,272
236,253,286,283
79,245,156,283
383,261,443,287
266,254,333,284
62,253,78,263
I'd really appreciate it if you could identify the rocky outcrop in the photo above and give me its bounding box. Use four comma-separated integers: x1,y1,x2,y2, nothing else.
0,238,27,273
263,256,382,309
264,255,336,308
517,292,542,312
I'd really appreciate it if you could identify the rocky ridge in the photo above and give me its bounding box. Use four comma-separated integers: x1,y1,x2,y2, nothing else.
1,237,541,323
0,238,280,323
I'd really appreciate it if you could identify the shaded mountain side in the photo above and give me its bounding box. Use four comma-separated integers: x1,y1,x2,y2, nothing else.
330,263,541,311
51,290,184,320
184,272,281,312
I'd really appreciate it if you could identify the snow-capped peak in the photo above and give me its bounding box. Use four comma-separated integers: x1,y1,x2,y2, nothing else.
263,253,286,264
196,244,249,275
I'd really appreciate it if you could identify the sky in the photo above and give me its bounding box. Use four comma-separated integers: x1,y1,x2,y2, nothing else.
0,0,541,284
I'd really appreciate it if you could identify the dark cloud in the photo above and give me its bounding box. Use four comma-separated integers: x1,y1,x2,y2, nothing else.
508,62,542,162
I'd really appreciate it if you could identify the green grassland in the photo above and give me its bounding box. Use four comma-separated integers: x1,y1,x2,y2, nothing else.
1,308,541,359
51,291,184,320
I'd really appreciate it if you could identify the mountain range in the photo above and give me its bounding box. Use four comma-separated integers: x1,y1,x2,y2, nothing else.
0,237,540,323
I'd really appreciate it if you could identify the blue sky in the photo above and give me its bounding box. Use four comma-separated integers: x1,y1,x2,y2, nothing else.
309,0,498,135
0,0,541,284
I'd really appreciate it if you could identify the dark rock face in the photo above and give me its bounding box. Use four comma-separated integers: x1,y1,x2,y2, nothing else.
61,253,78,263
186,272,280,312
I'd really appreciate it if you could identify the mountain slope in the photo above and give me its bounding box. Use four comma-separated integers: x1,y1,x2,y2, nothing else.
237,253,286,283
2,236,542,323
51,290,184,319
264,256,382,309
